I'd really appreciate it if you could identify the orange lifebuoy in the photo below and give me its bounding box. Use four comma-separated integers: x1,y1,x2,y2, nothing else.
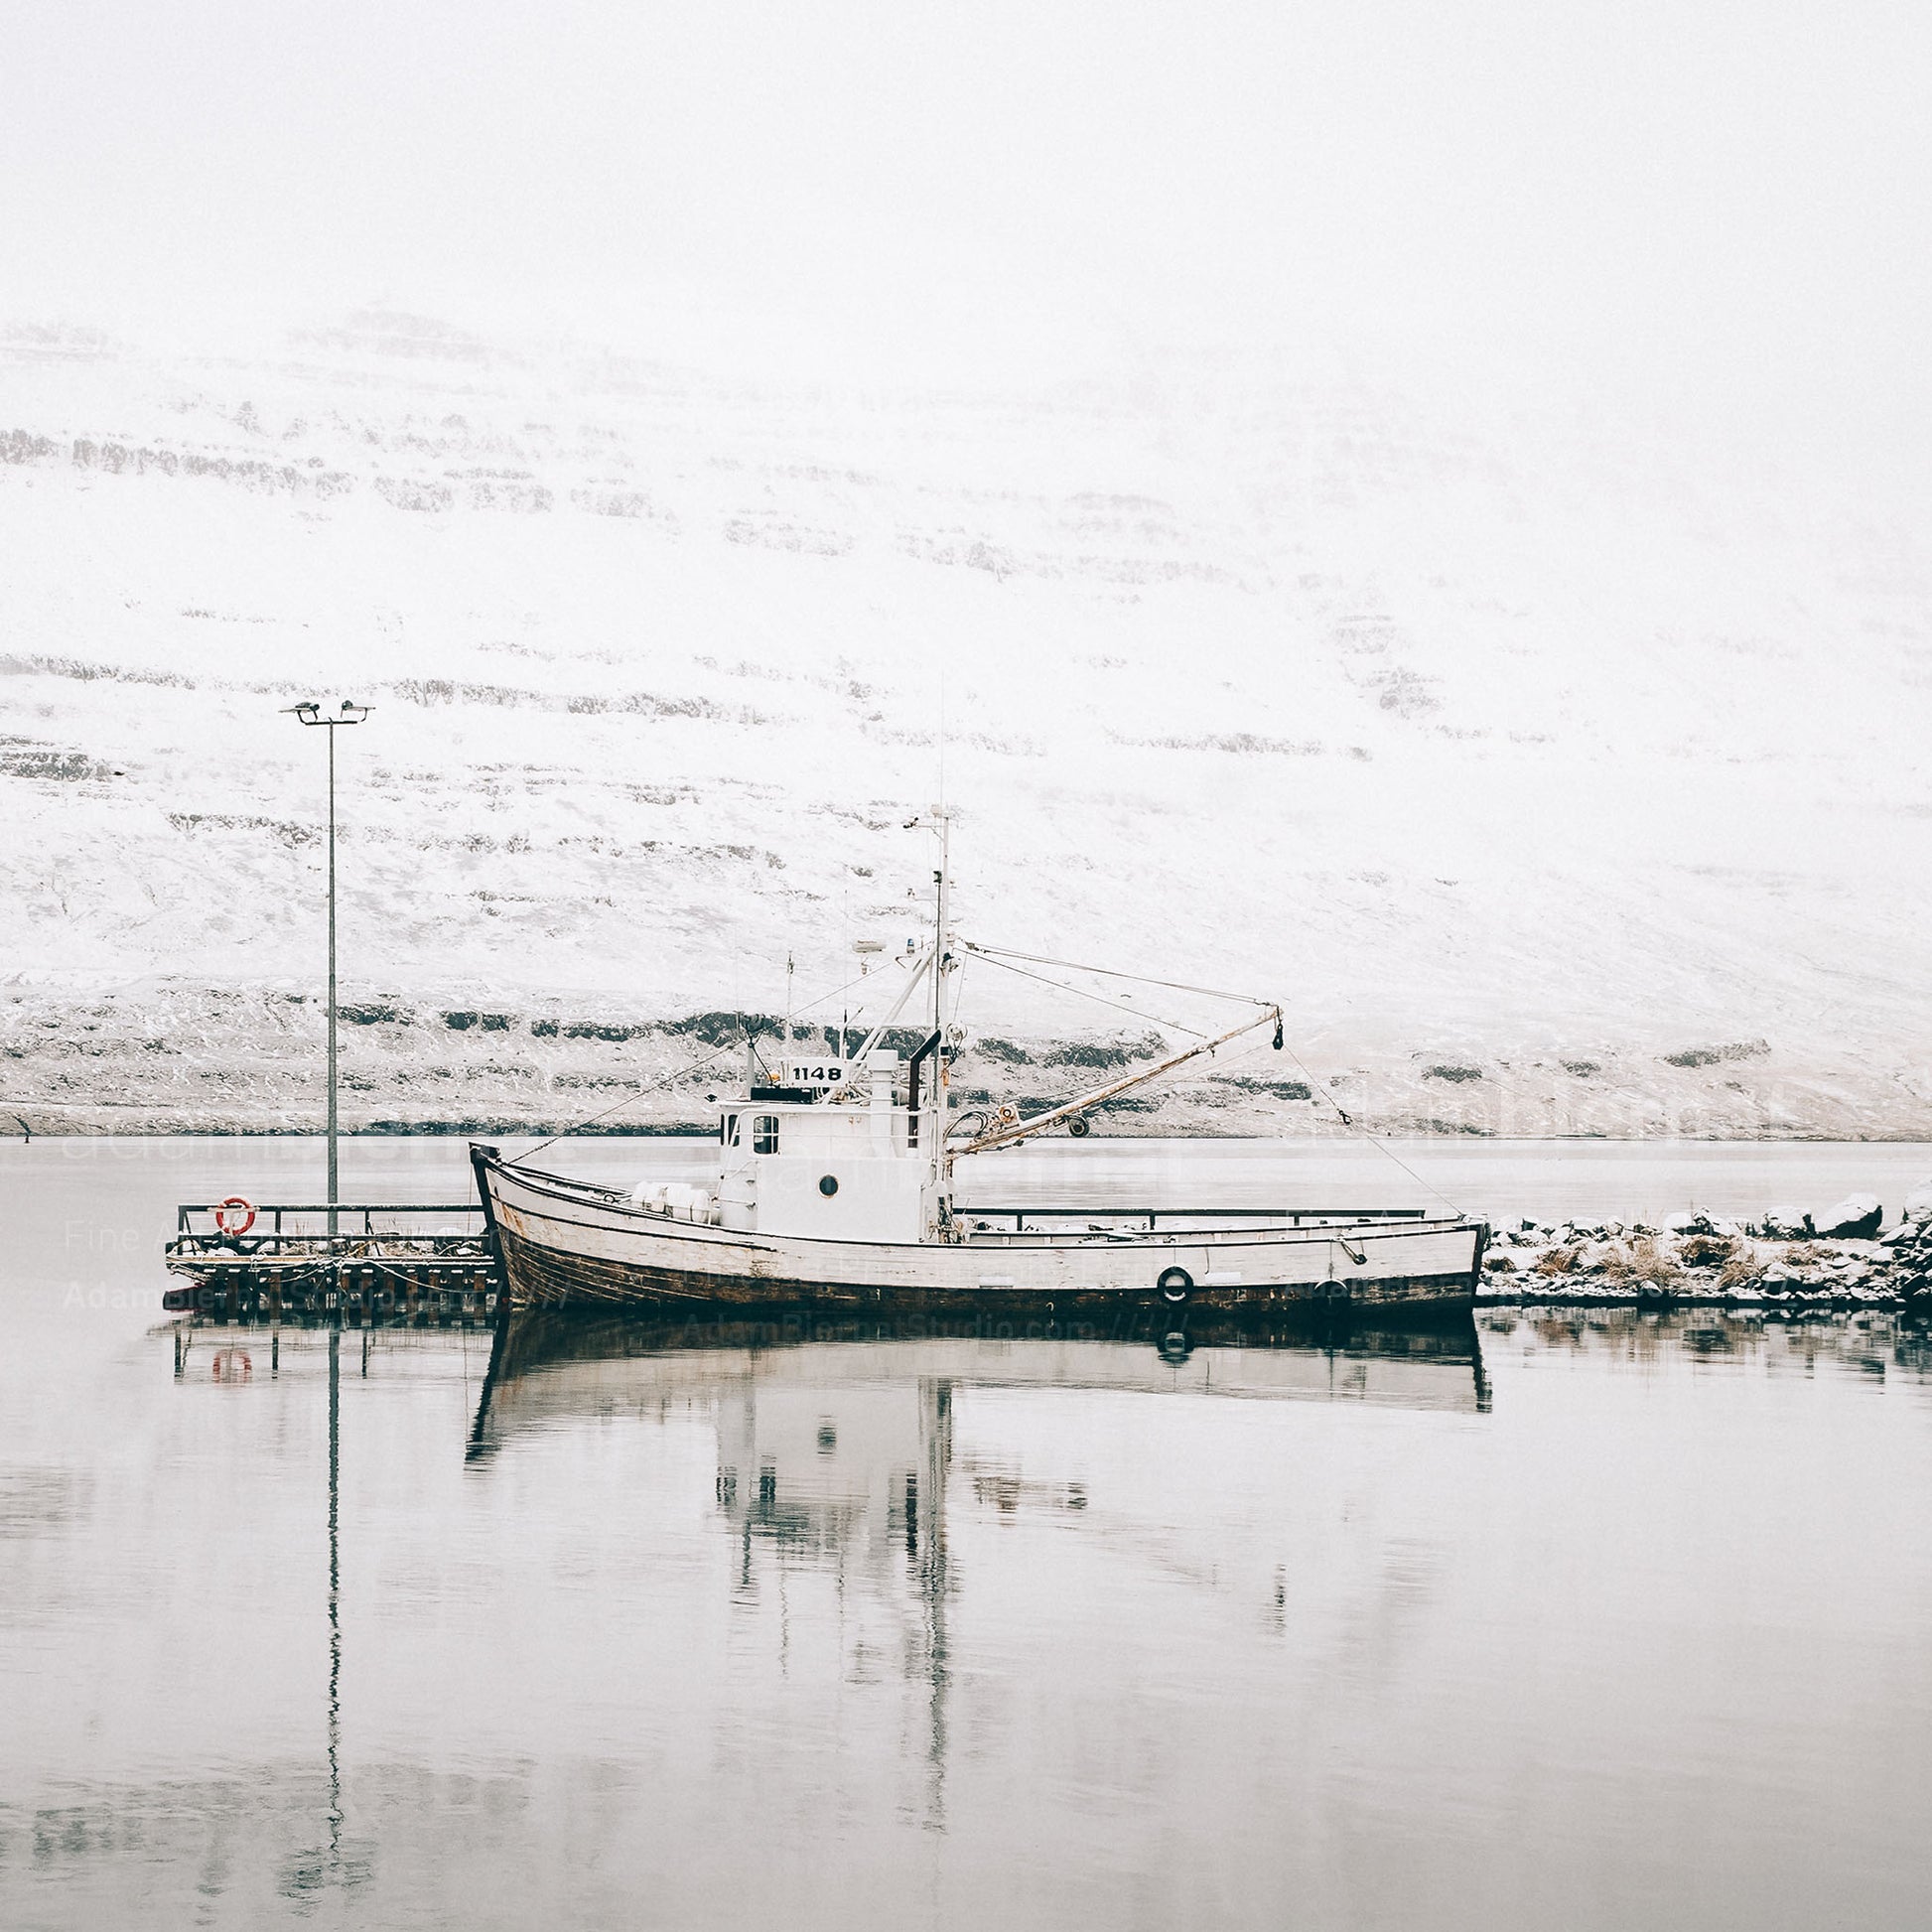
213,1196,256,1236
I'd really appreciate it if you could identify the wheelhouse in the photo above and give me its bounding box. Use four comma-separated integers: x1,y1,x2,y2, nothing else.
706,1048,943,1244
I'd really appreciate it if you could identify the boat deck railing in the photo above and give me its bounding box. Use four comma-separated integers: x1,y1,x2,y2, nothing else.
957,1205,1435,1235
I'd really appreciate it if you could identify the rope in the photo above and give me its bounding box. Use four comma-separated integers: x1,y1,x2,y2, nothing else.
512,1037,742,1160
1353,1134,1466,1217
961,942,1276,1009
964,949,1212,1039
1277,1038,1465,1216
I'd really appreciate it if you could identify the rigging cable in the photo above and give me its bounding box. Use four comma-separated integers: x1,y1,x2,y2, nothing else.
962,948,1212,1039
510,957,919,1161
510,935,1466,1222
966,940,1464,1216
1273,1036,1466,1216
961,942,1277,1009
512,1036,742,1161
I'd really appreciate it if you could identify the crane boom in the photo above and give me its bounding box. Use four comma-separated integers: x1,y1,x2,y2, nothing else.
950,1004,1285,1157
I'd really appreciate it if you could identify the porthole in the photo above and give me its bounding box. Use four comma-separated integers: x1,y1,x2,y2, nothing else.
819,1174,839,1196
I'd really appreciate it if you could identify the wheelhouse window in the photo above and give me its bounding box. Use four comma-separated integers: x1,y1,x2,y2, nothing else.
721,1114,742,1148
753,1115,780,1155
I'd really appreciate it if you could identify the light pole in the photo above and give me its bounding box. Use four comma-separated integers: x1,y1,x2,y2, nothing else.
286,700,370,1237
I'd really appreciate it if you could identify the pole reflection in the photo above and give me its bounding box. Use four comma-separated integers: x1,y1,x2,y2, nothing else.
327,1324,342,1865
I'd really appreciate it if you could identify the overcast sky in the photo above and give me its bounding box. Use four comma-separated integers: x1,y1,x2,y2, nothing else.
4,1,1929,434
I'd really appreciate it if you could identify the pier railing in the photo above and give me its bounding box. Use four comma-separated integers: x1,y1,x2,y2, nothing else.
171,1202,483,1253
163,1201,499,1319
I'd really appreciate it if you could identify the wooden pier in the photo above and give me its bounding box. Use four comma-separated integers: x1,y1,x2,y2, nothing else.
163,1200,502,1324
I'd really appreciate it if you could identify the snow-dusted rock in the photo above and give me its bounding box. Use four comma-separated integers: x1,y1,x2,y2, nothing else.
1821,1193,1883,1239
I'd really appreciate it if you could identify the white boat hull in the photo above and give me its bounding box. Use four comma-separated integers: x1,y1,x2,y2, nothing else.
474,1148,1485,1312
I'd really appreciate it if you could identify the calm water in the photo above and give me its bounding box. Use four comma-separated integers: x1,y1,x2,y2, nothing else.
24,1129,1929,1223
5,1139,1932,1930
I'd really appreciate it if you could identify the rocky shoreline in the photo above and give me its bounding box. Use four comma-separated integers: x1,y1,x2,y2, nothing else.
1479,1186,1932,1309
6,976,1932,1141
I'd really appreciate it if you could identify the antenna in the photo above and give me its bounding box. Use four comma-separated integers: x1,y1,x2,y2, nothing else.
937,655,948,811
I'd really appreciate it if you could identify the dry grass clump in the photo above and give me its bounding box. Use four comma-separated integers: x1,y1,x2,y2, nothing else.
1718,1250,1760,1290
1679,1233,1736,1268
1534,1244,1582,1277
1598,1235,1679,1288
1627,1236,1678,1286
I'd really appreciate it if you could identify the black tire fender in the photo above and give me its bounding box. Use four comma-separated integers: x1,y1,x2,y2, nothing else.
1157,1266,1192,1305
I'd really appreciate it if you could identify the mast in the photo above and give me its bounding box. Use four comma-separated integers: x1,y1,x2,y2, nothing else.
929,805,952,1196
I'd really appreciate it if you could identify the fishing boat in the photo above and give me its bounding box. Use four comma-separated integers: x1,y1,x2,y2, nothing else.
472,810,1487,1314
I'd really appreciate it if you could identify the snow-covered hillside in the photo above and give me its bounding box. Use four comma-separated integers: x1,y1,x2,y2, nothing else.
3,313,1929,1137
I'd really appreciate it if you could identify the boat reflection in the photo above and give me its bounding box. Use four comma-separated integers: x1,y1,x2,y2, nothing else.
469,1306,1492,1460
469,1309,1490,1604
466,1307,1488,1824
